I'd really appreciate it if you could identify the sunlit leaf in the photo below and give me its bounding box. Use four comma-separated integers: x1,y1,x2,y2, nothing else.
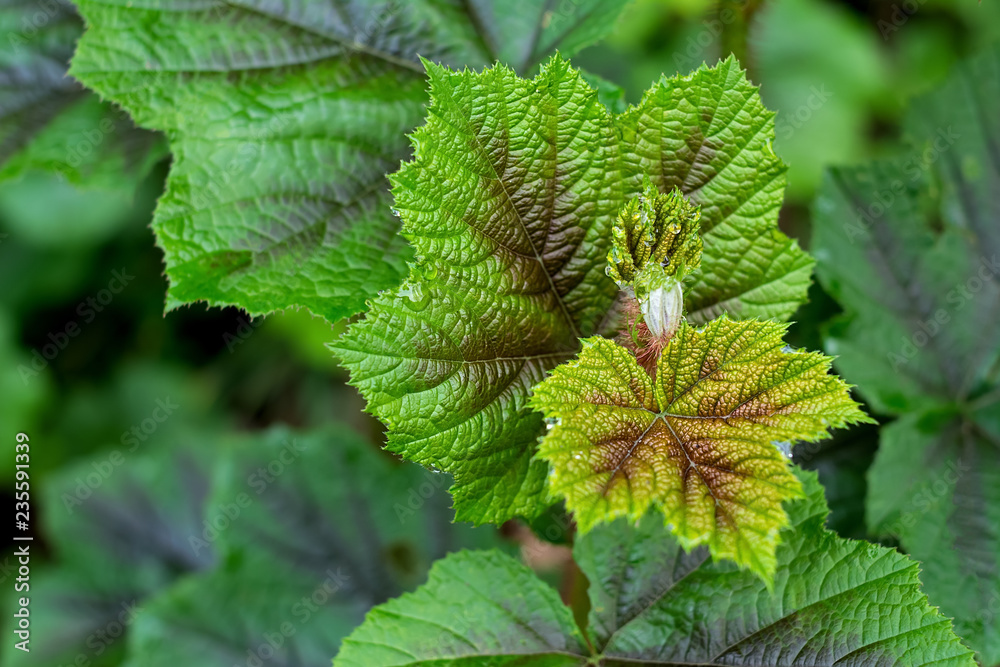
531,316,869,578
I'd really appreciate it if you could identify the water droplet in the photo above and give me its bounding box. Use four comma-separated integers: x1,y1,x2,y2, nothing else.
773,441,793,459
398,283,430,311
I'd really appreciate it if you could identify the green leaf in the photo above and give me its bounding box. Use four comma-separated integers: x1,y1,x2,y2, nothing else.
334,55,812,525
813,45,1000,664
618,58,814,324
334,469,976,666
866,411,1000,665
207,425,506,599
334,55,622,524
0,1,164,189
12,437,214,667
69,0,629,322
335,549,588,667
122,425,507,665
121,557,349,667
531,316,869,579
579,69,628,115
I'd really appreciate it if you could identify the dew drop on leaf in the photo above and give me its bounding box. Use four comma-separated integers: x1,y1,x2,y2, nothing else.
398,283,430,311
773,441,793,459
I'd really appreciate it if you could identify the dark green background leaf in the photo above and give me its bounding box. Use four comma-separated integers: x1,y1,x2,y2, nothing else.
813,45,1000,664
0,0,164,188
7,437,214,667
121,425,506,666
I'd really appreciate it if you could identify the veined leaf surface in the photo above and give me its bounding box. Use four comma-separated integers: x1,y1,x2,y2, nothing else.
70,0,629,320
333,470,975,667
122,425,504,666
334,56,812,524
532,317,869,579
0,0,164,189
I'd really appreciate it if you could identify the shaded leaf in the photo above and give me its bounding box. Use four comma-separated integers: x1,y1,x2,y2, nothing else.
791,418,881,541
121,425,506,666
0,0,164,189
813,45,1000,663
208,425,505,602
866,411,1000,664
121,558,348,667
9,437,214,667
531,316,869,579
70,0,628,321
0,309,50,469
334,55,811,524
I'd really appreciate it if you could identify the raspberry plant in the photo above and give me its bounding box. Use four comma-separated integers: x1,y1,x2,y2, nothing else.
329,56,969,662
24,1,995,663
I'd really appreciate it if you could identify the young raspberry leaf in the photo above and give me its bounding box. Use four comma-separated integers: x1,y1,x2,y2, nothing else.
334,56,812,525
531,316,871,579
609,182,702,342
334,55,621,524
606,181,703,291
333,470,976,667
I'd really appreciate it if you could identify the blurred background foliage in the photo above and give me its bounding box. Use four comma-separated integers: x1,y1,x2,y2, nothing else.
2,0,998,664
